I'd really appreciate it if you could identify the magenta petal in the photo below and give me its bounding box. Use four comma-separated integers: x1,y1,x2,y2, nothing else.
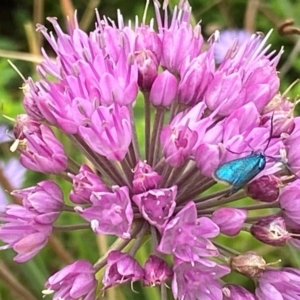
149,70,178,106
13,233,49,263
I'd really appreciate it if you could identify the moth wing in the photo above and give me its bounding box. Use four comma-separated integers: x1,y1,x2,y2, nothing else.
213,155,263,192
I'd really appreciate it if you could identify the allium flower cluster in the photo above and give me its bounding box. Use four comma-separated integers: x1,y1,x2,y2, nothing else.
2,0,300,299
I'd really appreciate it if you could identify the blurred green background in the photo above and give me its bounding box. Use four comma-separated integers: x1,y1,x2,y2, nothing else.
1,0,300,299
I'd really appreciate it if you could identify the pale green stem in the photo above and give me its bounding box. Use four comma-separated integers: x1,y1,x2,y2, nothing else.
144,91,151,161
129,104,141,163
53,224,90,231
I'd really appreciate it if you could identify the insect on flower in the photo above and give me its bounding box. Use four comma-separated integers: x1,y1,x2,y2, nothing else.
214,115,276,195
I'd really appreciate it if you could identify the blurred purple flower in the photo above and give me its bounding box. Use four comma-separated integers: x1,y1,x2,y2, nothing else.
0,125,11,144
214,29,254,64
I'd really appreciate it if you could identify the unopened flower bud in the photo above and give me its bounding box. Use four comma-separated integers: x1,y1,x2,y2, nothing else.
212,208,247,236
250,216,291,246
135,50,158,91
134,26,162,64
246,175,281,202
230,251,266,278
68,164,108,204
223,284,256,300
143,255,173,286
132,160,162,194
149,70,178,107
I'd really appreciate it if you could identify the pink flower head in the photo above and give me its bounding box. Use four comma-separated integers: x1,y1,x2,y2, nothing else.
178,47,215,106
13,114,67,173
75,186,133,239
256,268,300,299
0,204,52,262
279,180,300,227
154,0,203,74
79,104,132,161
157,201,220,264
11,180,64,224
161,102,220,167
172,257,230,300
102,250,144,290
69,164,108,204
45,260,96,300
206,31,281,115
285,116,300,173
4,0,300,298
132,160,162,194
132,186,177,233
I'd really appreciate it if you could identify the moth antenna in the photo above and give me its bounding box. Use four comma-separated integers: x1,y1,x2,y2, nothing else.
263,112,274,152
226,138,255,155
226,147,252,155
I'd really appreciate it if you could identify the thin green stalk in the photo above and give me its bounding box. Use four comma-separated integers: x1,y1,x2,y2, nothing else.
120,157,133,188
67,157,80,173
94,222,145,271
0,261,37,300
164,160,190,187
144,91,151,161
148,108,165,166
129,104,141,163
129,222,149,256
195,190,246,210
53,224,90,231
193,188,232,203
68,134,125,185
160,163,174,187
161,284,168,300
246,213,278,223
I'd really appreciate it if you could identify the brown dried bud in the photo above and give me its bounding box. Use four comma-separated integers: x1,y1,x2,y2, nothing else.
230,251,266,278
250,216,291,246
